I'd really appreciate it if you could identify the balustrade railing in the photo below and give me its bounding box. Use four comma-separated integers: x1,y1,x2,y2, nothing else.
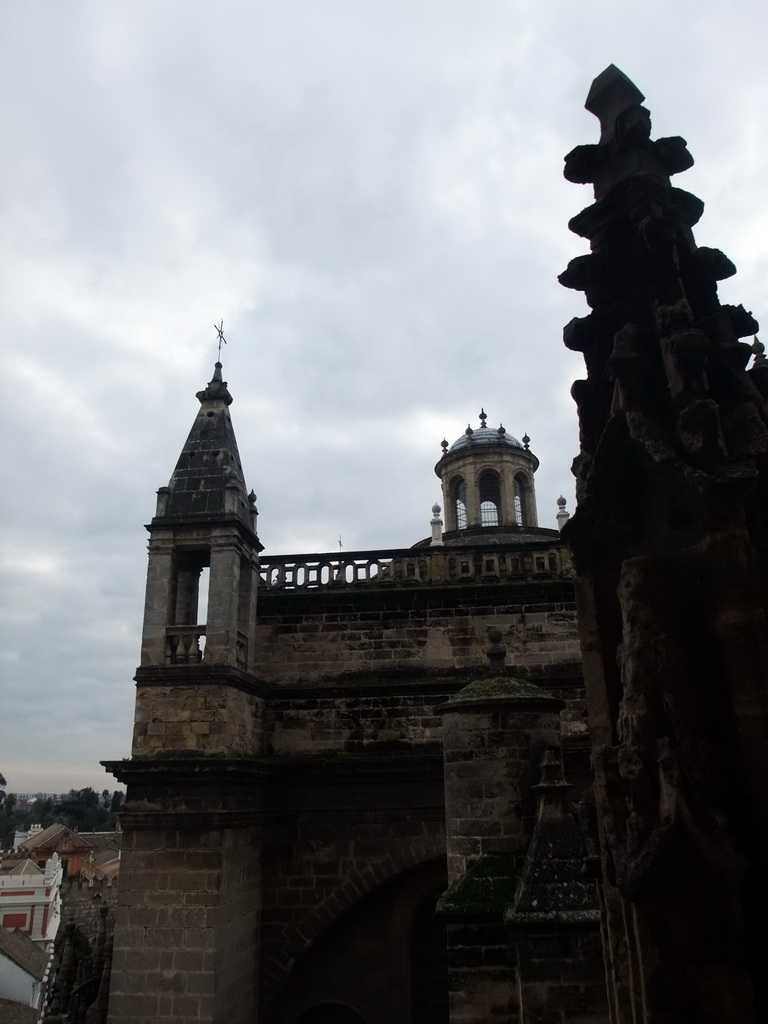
164,626,249,668
165,626,205,664
258,543,568,592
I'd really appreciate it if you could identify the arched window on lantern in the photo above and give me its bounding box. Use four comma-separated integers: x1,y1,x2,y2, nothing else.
514,475,527,526
454,478,468,530
479,471,501,527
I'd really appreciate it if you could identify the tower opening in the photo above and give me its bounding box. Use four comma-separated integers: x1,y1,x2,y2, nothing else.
454,479,468,530
479,471,501,527
514,475,527,526
197,566,210,626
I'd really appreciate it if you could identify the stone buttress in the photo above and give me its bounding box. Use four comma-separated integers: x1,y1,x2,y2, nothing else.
436,635,606,1024
104,363,264,1024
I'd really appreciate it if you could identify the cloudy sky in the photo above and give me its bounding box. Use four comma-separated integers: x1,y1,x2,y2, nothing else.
2,0,767,794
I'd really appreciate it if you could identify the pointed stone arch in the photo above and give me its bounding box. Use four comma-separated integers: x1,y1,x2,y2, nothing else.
260,834,447,1011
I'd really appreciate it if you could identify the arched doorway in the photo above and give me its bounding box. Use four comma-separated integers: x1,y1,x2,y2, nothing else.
271,860,448,1024
409,891,449,1024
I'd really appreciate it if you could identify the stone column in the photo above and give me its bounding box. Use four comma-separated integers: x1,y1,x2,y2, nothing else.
106,783,262,1024
140,532,175,665
439,667,563,883
205,536,243,666
506,749,607,1024
437,633,563,1024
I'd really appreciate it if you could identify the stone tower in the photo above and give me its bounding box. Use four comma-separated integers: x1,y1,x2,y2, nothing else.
436,411,539,534
105,363,264,1024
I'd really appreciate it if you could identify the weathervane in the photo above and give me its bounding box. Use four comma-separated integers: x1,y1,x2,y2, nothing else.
214,320,227,360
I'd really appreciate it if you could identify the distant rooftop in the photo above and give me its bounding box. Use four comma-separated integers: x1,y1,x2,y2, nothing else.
0,927,48,981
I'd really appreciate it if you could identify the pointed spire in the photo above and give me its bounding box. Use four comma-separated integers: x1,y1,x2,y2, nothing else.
160,363,252,528
506,749,599,926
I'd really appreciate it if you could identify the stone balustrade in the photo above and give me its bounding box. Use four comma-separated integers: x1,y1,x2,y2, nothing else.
258,541,569,592
164,626,249,668
165,625,205,664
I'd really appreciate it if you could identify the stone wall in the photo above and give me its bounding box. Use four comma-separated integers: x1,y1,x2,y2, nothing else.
61,875,118,938
441,706,562,882
255,582,580,686
264,687,450,755
514,931,608,1024
447,922,516,1024
108,823,260,1024
131,677,264,756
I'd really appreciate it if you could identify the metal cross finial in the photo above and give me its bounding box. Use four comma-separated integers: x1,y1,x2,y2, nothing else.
213,320,227,359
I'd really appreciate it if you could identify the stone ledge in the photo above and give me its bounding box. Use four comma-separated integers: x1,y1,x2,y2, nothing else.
134,665,270,697
104,749,444,785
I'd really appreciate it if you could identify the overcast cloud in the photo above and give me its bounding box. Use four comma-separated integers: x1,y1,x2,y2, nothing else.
2,0,767,793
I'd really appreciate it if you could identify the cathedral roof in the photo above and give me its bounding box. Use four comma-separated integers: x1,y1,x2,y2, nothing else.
442,410,528,455
447,425,524,453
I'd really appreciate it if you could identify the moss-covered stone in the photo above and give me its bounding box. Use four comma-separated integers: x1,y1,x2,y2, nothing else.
436,675,563,713
436,854,522,921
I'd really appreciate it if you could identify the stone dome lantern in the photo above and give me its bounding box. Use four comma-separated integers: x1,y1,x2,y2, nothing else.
436,410,540,535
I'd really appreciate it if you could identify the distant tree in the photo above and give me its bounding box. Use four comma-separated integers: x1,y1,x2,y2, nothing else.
51,787,124,832
0,793,18,848
0,785,124,846
28,796,55,825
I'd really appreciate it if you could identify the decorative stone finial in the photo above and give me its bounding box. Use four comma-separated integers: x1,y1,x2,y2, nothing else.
534,746,571,792
522,433,530,450
196,362,233,406
498,424,506,437
430,502,443,546
556,496,570,532
441,438,449,456
752,336,766,367
247,491,259,537
486,628,506,670
584,64,645,144
465,424,474,439
479,408,487,428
